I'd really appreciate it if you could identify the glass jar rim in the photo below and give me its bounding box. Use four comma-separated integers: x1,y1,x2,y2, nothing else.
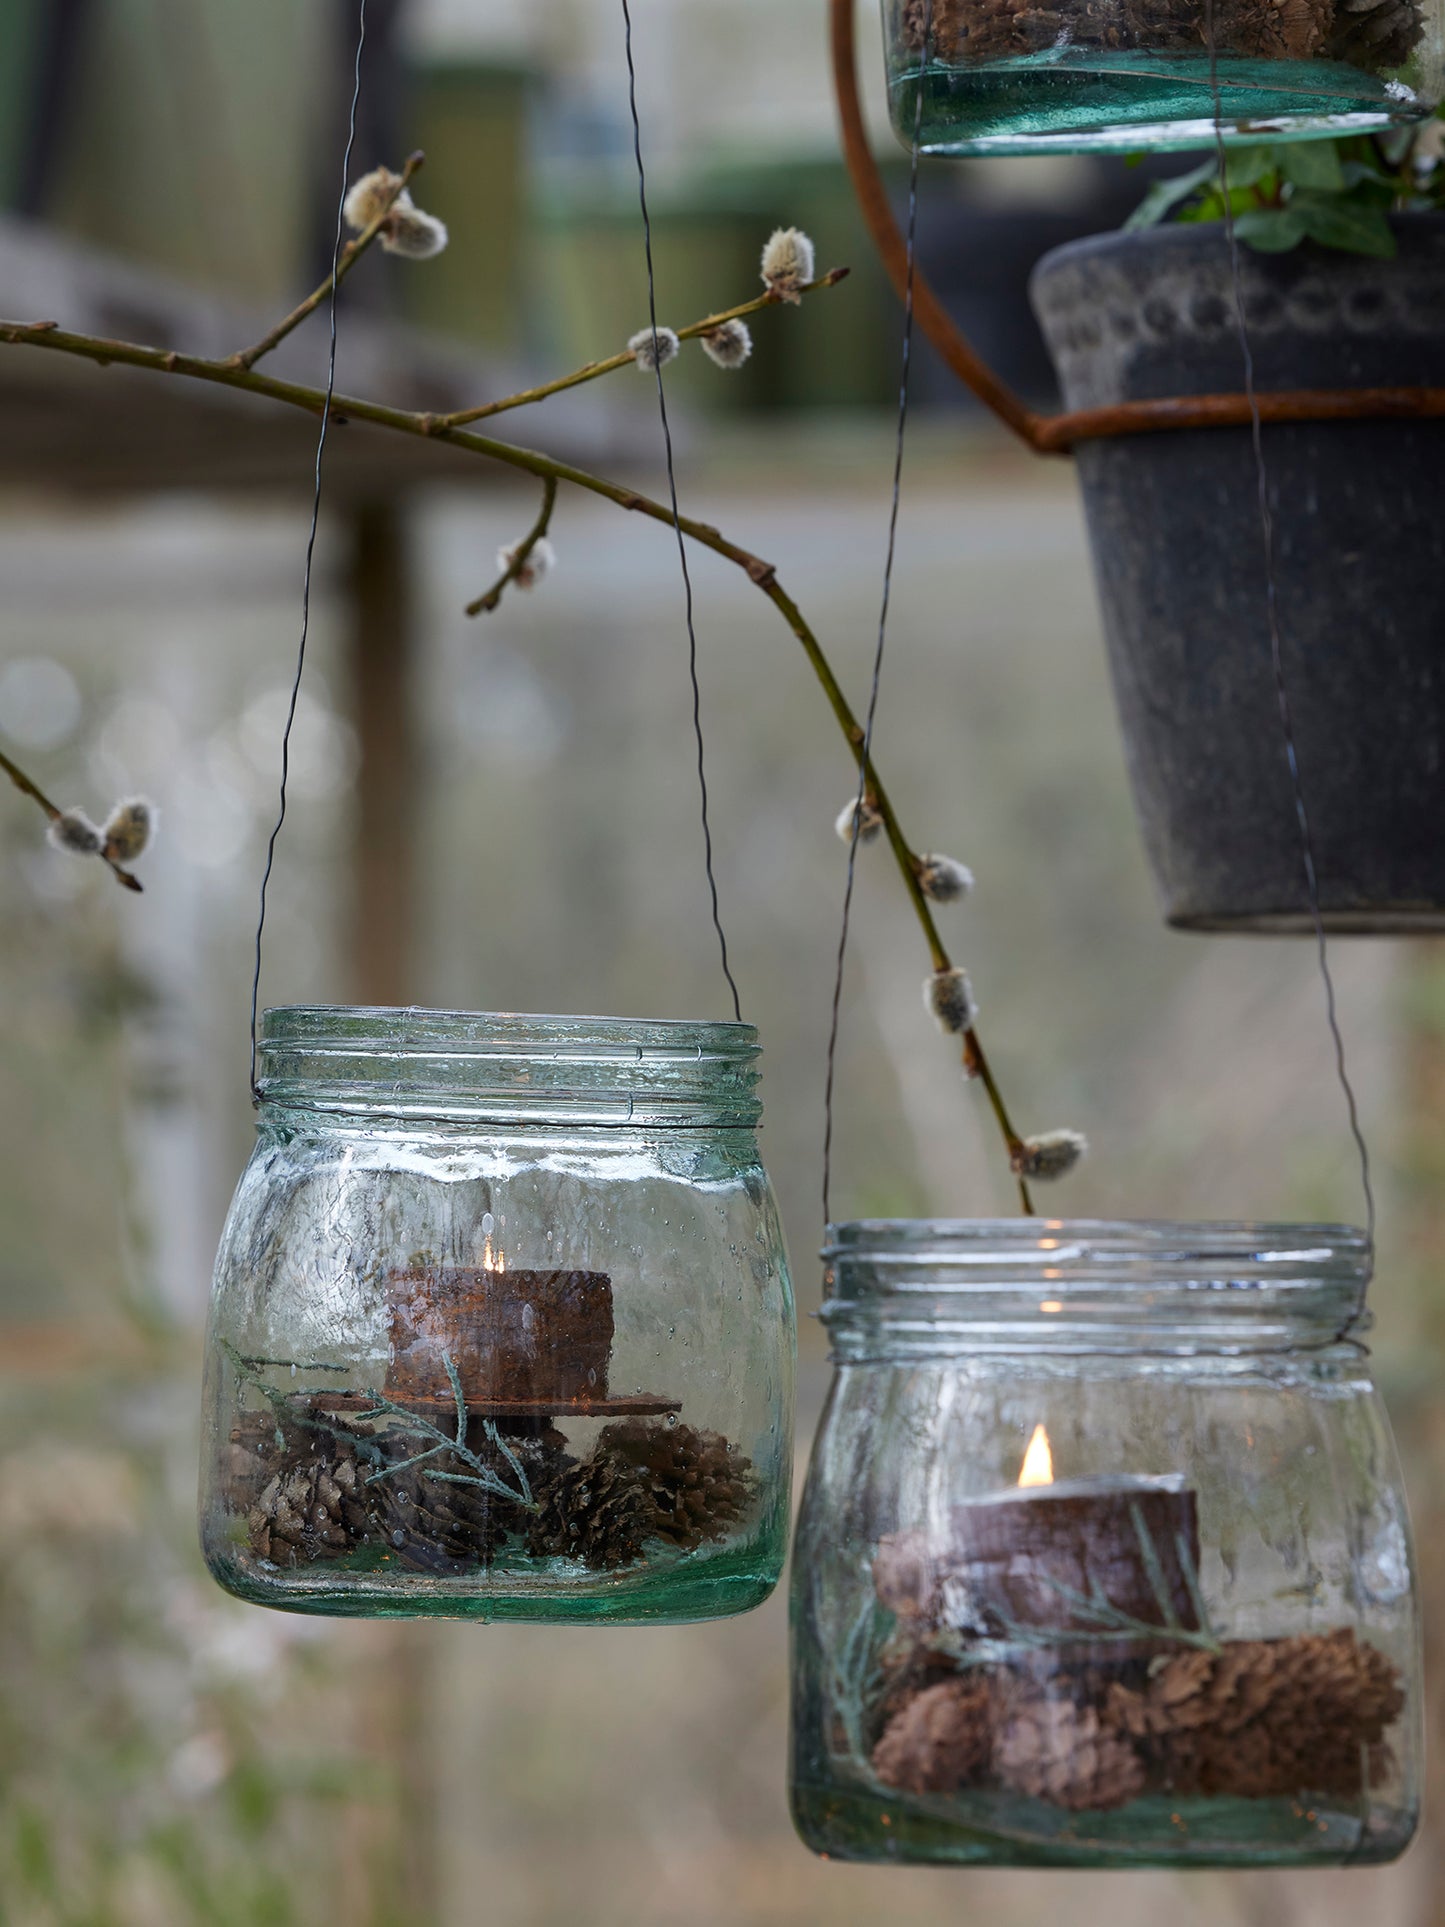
821,1218,1370,1358
255,1005,762,1128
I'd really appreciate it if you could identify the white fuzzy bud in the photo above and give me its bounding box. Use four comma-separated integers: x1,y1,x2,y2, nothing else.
102,796,157,864
835,796,884,845
496,536,556,591
699,319,753,370
917,853,974,903
628,326,680,372
761,226,816,303
343,166,403,232
380,204,448,259
924,966,976,1034
343,167,448,259
48,808,102,856
1012,1130,1088,1181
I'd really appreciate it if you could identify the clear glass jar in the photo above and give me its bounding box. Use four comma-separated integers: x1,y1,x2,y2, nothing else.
791,1220,1420,1867
883,0,1443,154
200,1007,794,1623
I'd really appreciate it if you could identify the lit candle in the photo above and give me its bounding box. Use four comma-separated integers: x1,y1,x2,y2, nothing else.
873,1423,1201,1640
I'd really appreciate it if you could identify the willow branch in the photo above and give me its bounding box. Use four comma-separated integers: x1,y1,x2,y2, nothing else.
0,744,142,892
431,268,850,431
227,150,425,372
467,474,557,616
0,314,1035,1195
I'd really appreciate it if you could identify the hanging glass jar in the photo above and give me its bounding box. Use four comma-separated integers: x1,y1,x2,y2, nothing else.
882,0,1444,154
791,1220,1420,1867
201,1007,795,1622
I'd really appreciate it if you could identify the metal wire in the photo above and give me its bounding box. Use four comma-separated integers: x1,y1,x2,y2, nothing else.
618,0,742,1024
248,0,368,1098
821,0,931,1232
1204,5,1376,1252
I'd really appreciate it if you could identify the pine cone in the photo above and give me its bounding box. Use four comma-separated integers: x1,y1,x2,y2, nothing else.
1329,0,1425,68
247,1442,370,1567
898,0,1036,64
220,1409,312,1515
1105,1630,1404,1801
872,1677,996,1794
369,1428,562,1574
596,1420,755,1550
527,1449,653,1571
996,1696,1146,1811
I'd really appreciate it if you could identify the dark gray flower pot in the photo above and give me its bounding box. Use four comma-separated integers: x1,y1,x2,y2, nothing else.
1029,215,1445,934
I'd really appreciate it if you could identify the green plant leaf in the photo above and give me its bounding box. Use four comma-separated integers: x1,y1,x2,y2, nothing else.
1231,205,1308,251
1279,140,1346,190
1224,144,1278,188
1123,157,1218,229
1291,191,1398,256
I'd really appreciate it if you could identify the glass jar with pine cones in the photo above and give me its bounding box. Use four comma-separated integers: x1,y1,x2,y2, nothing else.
200,1008,793,1623
791,1220,1420,1866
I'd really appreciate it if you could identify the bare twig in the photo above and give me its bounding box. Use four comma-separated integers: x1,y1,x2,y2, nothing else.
467,474,557,617
431,267,851,431
227,150,425,372
0,310,1035,1196
0,743,143,893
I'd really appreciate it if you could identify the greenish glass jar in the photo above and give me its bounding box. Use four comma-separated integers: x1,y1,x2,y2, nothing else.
883,0,1443,154
791,1220,1420,1867
200,1008,795,1623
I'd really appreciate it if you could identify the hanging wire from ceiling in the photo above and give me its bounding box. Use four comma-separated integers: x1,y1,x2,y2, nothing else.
821,0,933,1231
618,0,743,1024
248,0,368,1098
1204,2,1376,1254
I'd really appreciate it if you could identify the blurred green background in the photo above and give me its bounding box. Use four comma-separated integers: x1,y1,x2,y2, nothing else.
1,3,1442,1924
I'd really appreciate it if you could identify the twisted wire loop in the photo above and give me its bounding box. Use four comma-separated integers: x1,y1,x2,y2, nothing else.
619,0,743,1024
248,0,369,1099
1203,5,1376,1258
821,0,932,1232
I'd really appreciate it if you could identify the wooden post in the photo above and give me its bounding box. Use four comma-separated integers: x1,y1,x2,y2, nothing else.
349,497,414,1007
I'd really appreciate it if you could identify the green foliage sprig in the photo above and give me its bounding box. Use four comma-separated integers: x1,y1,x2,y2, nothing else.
1127,115,1445,258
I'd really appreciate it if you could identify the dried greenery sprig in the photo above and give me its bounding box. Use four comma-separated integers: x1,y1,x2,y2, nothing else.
0,170,1073,1208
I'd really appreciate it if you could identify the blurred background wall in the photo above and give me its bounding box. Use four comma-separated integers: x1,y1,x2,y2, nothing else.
0,3,1441,1924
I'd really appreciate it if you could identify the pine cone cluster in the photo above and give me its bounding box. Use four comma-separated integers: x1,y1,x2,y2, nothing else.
866,1629,1404,1813
247,1442,370,1567
1328,0,1425,67
598,1421,755,1550
898,0,1388,67
1106,1629,1404,1800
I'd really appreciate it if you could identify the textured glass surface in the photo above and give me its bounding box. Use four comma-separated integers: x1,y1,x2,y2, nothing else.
883,0,1444,153
200,1008,794,1623
791,1220,1420,1867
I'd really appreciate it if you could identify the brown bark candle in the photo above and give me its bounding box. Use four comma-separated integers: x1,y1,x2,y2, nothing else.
873,1426,1201,1640
384,1263,614,1408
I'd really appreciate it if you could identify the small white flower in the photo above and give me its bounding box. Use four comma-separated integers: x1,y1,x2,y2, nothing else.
917,853,974,903
496,536,556,591
835,796,884,845
924,966,976,1034
102,796,157,864
1012,1130,1088,1181
699,319,753,370
761,227,816,303
628,326,680,372
48,808,102,856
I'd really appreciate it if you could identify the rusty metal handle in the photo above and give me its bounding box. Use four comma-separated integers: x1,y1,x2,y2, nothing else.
829,0,1445,450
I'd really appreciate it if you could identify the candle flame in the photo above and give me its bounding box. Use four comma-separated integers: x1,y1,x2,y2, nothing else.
1018,1423,1053,1488
481,1235,506,1274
